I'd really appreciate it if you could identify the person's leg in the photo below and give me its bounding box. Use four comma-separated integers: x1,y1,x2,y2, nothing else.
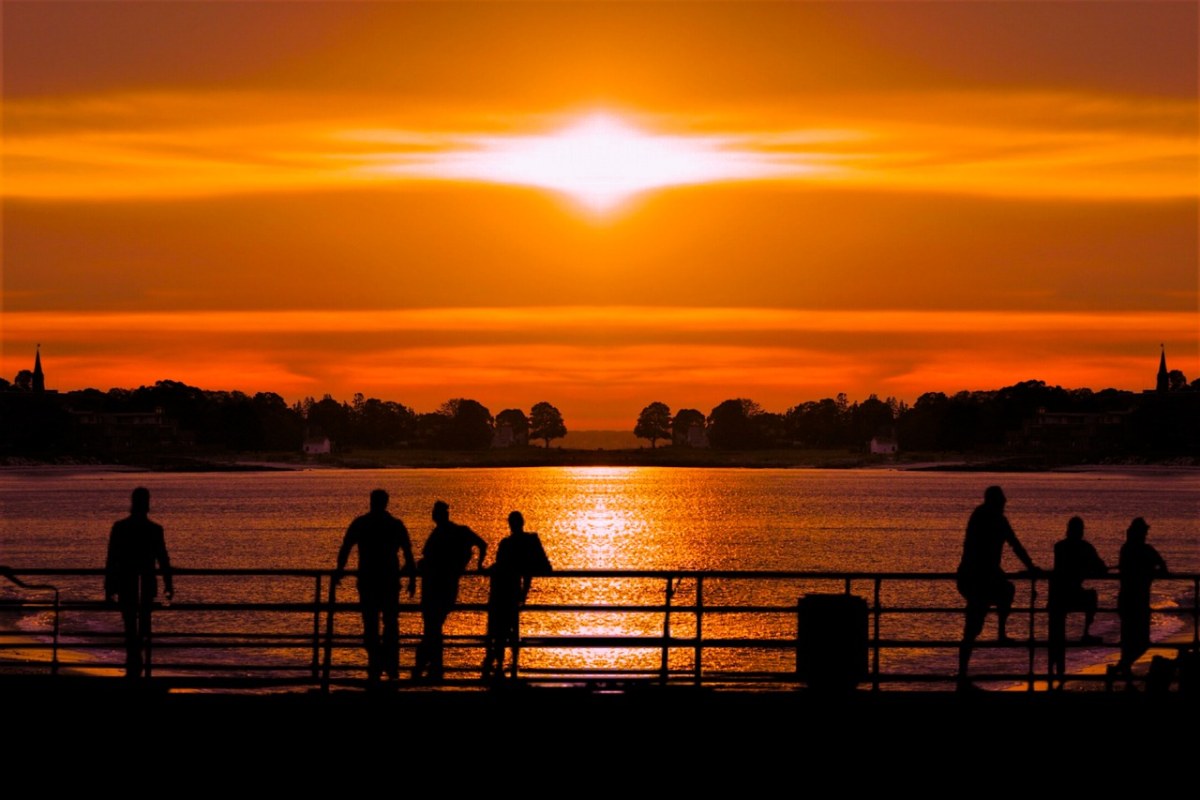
120,604,140,678
416,600,450,681
1082,589,1099,637
482,605,501,680
382,596,400,681
360,597,381,682
138,602,153,678
429,605,448,680
1118,608,1151,686
1048,608,1067,684
506,606,521,680
414,605,434,680
959,598,987,681
995,580,1016,641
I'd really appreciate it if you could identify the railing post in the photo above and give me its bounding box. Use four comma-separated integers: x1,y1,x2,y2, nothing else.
51,590,60,678
660,576,672,685
513,604,522,680
872,578,881,692
311,574,322,683
321,577,337,693
693,575,704,687
1026,575,1037,692
146,597,153,680
1193,577,1199,646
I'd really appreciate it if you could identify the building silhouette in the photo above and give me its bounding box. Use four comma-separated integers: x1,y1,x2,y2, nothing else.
1156,344,1169,394
32,345,46,393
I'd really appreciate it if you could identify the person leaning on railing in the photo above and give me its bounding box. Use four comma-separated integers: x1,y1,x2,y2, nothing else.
1114,517,1169,686
1047,516,1108,689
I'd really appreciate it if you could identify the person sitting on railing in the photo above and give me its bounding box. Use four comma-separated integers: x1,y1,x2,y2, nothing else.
482,511,553,683
104,487,174,679
1047,516,1108,689
956,485,1041,690
1114,517,1169,688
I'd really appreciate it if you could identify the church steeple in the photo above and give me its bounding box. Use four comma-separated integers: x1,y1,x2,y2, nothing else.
1156,343,1169,394
32,344,45,393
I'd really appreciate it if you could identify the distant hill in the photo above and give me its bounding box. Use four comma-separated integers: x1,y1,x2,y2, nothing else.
558,430,642,450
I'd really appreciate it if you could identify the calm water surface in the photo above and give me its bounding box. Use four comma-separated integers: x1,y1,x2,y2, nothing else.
3,467,1197,683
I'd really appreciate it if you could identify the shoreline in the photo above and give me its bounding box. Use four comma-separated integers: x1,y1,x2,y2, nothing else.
4,455,1197,475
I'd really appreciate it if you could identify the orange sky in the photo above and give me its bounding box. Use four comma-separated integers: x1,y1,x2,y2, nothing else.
3,2,1197,428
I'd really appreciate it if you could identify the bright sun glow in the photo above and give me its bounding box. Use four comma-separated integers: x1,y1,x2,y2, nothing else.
397,113,796,212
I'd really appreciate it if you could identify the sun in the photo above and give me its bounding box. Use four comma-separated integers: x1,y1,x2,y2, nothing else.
396,112,791,213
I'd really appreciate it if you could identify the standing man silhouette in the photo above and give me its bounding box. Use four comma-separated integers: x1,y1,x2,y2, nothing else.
105,487,173,679
1115,517,1168,685
413,500,487,683
1047,516,1107,688
955,485,1040,689
334,489,415,685
482,511,553,682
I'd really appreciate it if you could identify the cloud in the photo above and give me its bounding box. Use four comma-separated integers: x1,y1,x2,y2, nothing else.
4,92,1195,201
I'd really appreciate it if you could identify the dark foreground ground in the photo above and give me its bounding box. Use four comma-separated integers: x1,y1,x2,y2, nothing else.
4,676,1196,788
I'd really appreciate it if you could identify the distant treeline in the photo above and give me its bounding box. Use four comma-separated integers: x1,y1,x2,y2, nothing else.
636,380,1198,456
0,380,566,456
1,375,1198,458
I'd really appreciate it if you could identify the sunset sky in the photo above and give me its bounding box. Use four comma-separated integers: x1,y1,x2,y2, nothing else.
3,2,1197,429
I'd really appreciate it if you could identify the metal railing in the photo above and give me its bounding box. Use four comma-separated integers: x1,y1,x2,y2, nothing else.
2,568,1196,692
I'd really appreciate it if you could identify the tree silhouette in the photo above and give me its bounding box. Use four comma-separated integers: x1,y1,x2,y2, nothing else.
495,408,530,446
529,401,566,448
672,408,705,446
707,398,764,449
438,398,494,449
634,402,672,448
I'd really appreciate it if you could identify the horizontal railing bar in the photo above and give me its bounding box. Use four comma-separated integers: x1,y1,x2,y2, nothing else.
6,567,1196,581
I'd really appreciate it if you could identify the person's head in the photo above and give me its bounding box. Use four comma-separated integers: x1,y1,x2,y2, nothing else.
983,485,1006,509
432,500,450,524
1126,517,1150,544
508,510,525,533
1066,516,1085,540
130,487,150,515
369,489,389,513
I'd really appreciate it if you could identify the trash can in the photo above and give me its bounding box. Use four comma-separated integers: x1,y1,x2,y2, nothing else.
796,593,868,692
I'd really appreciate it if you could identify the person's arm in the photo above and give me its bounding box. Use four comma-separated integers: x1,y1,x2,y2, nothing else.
400,525,416,597
531,534,552,575
334,524,356,584
1006,521,1039,573
157,526,174,600
104,525,118,602
1153,547,1169,576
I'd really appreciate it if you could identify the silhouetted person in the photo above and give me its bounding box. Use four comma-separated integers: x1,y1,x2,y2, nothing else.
104,487,173,679
412,500,486,683
956,486,1039,688
482,511,553,682
1115,517,1168,685
334,489,415,685
1047,516,1107,688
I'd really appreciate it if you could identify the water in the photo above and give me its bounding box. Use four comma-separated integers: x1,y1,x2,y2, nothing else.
2,466,1197,685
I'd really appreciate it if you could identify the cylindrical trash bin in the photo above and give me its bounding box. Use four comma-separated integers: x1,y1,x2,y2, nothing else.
797,593,868,692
